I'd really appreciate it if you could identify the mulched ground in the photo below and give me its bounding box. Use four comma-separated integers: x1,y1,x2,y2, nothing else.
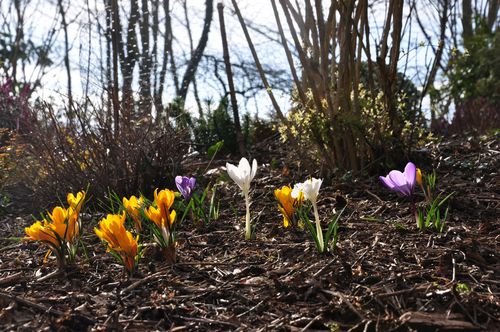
0,133,499,331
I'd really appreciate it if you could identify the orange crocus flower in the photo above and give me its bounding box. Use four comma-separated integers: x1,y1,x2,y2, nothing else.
94,212,138,273
123,195,144,232
274,185,303,228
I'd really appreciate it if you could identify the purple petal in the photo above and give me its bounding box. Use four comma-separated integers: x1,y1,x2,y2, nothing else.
393,183,412,196
175,176,184,192
388,170,406,188
379,175,396,189
175,175,183,186
404,162,416,190
189,177,196,189
381,172,412,196
389,170,412,196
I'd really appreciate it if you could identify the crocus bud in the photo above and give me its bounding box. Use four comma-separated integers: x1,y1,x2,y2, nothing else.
416,168,423,187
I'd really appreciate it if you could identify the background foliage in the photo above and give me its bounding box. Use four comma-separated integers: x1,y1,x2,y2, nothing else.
0,0,498,208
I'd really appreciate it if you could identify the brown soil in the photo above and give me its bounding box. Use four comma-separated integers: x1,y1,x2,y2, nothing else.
1,134,499,331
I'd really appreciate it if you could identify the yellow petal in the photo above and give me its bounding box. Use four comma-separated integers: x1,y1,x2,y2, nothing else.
275,186,296,224
25,221,59,246
67,191,85,215
279,204,293,228
146,205,163,228
169,210,177,226
123,195,143,231
154,189,175,220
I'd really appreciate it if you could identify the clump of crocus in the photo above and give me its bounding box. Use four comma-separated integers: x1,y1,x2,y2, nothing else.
226,157,258,240
292,178,345,253
293,178,323,251
274,185,303,228
24,191,85,268
123,195,144,232
94,212,139,274
380,162,418,224
176,177,220,227
175,176,196,201
144,188,177,263
380,162,452,232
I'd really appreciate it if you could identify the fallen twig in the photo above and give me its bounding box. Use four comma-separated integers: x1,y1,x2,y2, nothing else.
170,315,239,328
0,271,25,286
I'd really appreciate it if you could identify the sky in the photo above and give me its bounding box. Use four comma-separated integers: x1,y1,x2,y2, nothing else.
4,0,451,119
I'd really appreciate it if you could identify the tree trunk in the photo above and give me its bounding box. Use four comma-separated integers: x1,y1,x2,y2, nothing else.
217,2,246,156
57,0,73,116
462,0,473,39
139,0,152,116
178,0,214,102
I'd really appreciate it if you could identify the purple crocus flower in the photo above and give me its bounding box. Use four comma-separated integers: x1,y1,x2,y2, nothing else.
175,176,196,200
379,162,417,197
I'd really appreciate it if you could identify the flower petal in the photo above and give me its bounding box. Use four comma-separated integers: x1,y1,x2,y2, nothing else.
175,176,183,187
404,162,416,189
250,159,258,181
291,183,303,199
226,162,244,190
379,175,396,189
388,170,406,188
239,157,251,174
189,177,196,189
312,178,322,195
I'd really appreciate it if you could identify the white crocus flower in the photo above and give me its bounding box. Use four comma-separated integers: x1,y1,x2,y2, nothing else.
292,178,322,204
226,157,258,240
292,178,325,252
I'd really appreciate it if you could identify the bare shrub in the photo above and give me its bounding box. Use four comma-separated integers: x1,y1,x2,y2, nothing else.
16,101,188,207
449,98,500,134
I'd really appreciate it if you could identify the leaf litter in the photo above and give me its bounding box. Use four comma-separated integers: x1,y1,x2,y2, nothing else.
0,133,498,331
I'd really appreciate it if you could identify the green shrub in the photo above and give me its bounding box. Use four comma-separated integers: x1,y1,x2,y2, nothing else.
447,25,500,133
278,72,425,172
192,97,277,156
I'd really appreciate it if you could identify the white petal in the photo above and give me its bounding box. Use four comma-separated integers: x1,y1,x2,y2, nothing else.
250,159,258,181
226,162,237,179
227,163,244,189
238,157,250,174
302,181,314,201
291,182,303,199
312,178,322,195
291,188,301,199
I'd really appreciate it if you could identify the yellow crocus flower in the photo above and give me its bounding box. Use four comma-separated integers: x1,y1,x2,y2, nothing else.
25,220,59,247
123,195,144,232
47,206,70,240
66,207,80,240
154,189,175,221
274,185,303,228
67,191,86,216
25,205,80,267
94,212,138,273
145,205,176,229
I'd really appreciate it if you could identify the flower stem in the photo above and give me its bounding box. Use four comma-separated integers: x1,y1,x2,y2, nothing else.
312,202,324,252
244,191,251,240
